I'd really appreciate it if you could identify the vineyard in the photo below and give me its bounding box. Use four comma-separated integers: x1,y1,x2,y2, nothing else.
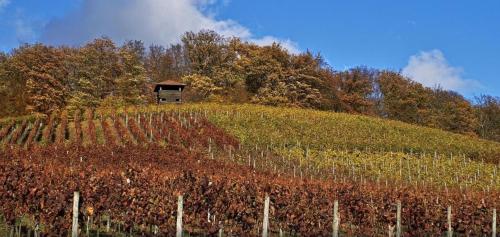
0,104,499,236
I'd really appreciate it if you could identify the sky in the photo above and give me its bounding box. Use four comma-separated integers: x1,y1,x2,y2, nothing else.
0,0,499,98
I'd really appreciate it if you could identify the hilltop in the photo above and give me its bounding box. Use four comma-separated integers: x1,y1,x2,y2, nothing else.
2,32,499,144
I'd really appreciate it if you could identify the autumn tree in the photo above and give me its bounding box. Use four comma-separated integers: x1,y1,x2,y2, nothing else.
0,52,25,117
429,88,478,135
166,44,190,79
181,31,244,100
474,95,500,141
252,74,322,107
0,44,69,114
122,40,146,62
182,30,239,78
67,38,148,109
115,43,149,104
181,74,222,101
66,38,121,108
332,67,376,114
236,42,288,94
377,71,433,124
144,43,189,83
145,45,172,82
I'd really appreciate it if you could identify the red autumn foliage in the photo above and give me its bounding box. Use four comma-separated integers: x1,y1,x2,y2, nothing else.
41,112,57,144
114,115,135,145
128,116,148,144
0,112,497,236
0,144,498,236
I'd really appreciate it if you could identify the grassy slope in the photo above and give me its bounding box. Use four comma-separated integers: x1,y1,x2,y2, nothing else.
155,103,500,161
1,103,498,190
151,103,500,190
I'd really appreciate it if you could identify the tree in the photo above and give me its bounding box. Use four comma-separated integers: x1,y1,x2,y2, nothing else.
377,71,433,125
430,89,478,135
0,52,24,117
182,30,238,78
122,40,146,62
2,44,69,114
252,74,322,108
144,44,189,83
333,68,376,115
145,45,171,82
181,74,222,101
65,37,149,109
68,38,122,108
474,95,500,141
182,31,243,99
166,44,190,79
115,45,149,104
236,42,289,94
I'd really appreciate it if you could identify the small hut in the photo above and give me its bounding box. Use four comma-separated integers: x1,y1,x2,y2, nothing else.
154,80,186,104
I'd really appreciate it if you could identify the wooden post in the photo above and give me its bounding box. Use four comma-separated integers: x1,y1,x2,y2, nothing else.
492,209,496,237
333,200,339,237
86,216,90,236
262,194,270,237
176,195,183,237
106,216,110,232
447,206,453,237
396,201,401,237
388,225,395,237
72,191,79,237
34,223,39,237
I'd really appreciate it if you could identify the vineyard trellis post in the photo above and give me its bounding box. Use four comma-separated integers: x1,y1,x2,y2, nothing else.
396,201,401,237
262,194,270,237
34,223,39,237
72,191,79,237
333,200,339,237
106,216,110,232
493,208,496,237
447,206,452,237
388,225,395,237
176,195,184,237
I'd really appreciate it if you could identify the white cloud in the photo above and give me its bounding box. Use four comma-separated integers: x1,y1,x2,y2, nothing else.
251,36,301,54
402,50,481,93
40,0,299,53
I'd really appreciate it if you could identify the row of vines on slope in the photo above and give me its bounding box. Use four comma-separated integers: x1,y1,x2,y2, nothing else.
0,144,498,236
0,107,498,191
0,105,498,236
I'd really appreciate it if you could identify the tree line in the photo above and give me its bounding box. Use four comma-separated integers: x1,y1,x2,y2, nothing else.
0,30,498,142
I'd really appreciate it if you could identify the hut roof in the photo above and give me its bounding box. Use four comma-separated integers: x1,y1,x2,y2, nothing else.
155,80,186,86
154,80,186,92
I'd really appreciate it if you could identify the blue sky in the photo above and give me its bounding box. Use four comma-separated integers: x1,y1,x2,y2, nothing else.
0,0,499,98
